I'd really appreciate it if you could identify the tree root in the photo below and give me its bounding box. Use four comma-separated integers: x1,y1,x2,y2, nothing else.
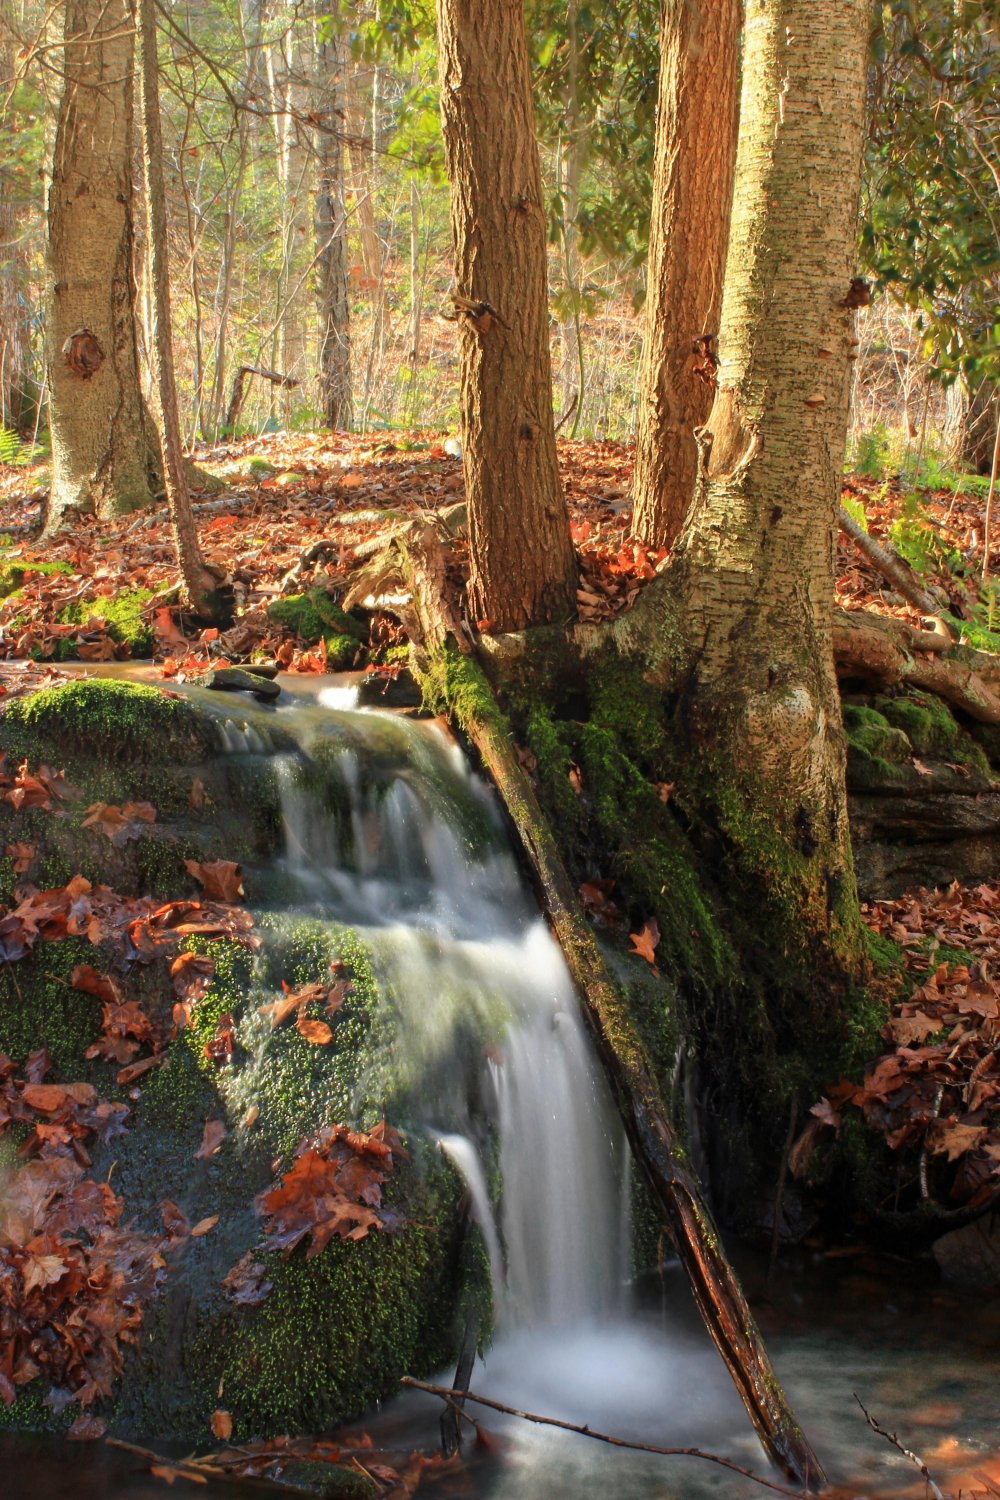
358,519,825,1489
834,609,1000,723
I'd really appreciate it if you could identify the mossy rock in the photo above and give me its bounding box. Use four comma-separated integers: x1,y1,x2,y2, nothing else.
0,558,74,599
2,679,214,766
57,587,156,658
267,589,368,669
873,689,990,772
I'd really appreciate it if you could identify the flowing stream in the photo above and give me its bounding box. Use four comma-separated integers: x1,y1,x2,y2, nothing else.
3,671,1000,1497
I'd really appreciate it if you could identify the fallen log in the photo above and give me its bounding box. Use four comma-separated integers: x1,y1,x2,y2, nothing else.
367,520,825,1490
833,609,1000,724
838,506,952,627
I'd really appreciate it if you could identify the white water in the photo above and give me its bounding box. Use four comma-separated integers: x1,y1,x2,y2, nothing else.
271,693,750,1488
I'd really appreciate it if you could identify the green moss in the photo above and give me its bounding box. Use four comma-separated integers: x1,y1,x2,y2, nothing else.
267,590,367,665
0,558,73,598
843,703,912,762
0,938,103,1077
2,679,212,765
874,690,990,771
219,1149,469,1436
57,588,156,657
862,926,904,975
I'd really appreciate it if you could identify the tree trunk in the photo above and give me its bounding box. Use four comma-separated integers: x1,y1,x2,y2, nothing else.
314,31,353,431
0,32,34,435
136,0,229,624
602,0,872,1206
964,376,1000,476
435,0,577,631
631,0,740,550
44,0,159,528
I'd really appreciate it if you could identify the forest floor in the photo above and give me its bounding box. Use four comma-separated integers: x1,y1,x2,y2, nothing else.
0,435,999,1490
0,433,1000,1243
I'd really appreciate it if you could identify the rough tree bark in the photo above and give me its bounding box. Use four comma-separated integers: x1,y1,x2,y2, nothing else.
44,0,159,528
436,0,577,631
136,0,230,623
631,0,740,550
0,30,33,434
314,29,353,431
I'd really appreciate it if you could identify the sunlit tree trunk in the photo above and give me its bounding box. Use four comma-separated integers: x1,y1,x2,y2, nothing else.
44,0,158,528
436,0,576,630
607,0,871,1206
0,31,34,434
137,0,229,622
314,29,352,430
632,0,740,550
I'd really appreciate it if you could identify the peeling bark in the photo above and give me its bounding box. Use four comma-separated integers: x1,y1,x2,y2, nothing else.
44,0,158,528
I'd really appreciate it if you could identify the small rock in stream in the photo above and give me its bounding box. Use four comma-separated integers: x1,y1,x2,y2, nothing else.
206,667,281,702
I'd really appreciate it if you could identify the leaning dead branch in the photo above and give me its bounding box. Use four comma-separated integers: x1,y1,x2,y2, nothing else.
362,519,825,1489
838,505,952,626
405,1378,813,1499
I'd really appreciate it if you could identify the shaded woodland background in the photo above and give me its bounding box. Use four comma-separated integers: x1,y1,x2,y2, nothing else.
0,0,997,474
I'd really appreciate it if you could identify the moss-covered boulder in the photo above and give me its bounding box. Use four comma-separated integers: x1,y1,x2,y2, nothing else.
0,677,478,1443
266,589,368,670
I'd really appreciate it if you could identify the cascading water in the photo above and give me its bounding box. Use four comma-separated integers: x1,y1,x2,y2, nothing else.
231,682,750,1492
273,684,627,1334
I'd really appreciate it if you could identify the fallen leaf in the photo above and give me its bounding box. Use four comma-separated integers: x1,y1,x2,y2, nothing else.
190,1215,219,1238
628,918,661,967
296,1016,332,1045
195,1119,227,1160
210,1410,233,1441
185,859,244,903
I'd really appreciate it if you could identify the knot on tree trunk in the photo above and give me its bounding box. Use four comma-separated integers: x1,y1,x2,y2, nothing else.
61,329,105,380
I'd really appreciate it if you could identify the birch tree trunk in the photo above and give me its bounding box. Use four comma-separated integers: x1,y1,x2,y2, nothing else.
599,0,871,1209
136,0,229,623
314,30,352,430
44,0,158,528
436,0,576,631
631,0,740,550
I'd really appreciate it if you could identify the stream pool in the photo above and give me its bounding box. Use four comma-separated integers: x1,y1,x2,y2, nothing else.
3,1248,998,1499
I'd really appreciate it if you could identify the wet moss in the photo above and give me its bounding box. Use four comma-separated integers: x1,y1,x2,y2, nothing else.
218,1149,469,1437
2,679,212,765
267,590,368,668
0,938,102,1077
843,703,912,764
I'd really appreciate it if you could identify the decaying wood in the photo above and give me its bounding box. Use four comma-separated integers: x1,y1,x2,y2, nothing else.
404,1379,813,1499
834,609,1000,723
838,506,951,625
364,520,824,1489
225,365,300,432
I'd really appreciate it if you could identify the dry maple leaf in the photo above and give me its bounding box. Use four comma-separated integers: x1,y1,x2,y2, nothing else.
82,801,156,846
185,859,245,903
296,1016,332,1045
5,841,35,874
629,918,661,967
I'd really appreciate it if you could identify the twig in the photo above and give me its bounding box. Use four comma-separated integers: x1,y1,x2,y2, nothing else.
854,1396,946,1500
555,390,579,435
402,1378,812,1498
105,1437,321,1494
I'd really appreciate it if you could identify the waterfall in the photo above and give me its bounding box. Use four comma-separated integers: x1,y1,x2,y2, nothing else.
273,693,628,1332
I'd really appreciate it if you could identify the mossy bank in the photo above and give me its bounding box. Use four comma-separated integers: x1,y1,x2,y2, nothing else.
0,678,480,1444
